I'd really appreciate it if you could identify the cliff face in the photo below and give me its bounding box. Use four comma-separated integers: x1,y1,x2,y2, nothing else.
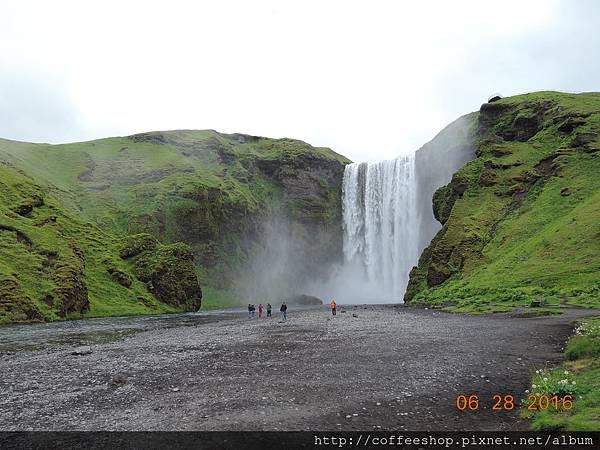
414,113,477,255
0,131,350,322
405,92,600,311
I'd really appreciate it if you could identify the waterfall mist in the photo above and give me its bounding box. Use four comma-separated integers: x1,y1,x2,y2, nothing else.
234,216,304,303
234,211,342,304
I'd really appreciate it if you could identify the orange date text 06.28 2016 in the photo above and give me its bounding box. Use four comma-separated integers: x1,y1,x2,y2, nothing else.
455,394,574,412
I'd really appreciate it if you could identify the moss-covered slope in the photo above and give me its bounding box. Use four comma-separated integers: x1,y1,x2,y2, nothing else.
0,130,350,322
0,162,193,323
406,91,600,311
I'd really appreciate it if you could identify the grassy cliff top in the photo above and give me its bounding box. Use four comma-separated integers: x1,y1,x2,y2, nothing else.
0,129,350,185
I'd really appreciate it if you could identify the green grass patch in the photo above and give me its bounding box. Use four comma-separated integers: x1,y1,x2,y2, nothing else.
523,317,600,431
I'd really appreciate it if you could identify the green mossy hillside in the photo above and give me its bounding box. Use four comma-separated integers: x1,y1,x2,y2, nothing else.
0,130,350,322
406,91,600,311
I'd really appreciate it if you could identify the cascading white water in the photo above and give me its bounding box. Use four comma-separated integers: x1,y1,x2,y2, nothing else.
306,116,473,304
342,155,419,302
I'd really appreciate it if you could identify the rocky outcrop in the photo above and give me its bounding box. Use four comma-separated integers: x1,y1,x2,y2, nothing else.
107,267,133,288
0,277,44,322
52,246,90,317
120,234,202,310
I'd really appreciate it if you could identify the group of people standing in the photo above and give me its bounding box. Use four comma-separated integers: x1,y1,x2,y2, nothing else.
247,302,288,321
246,300,338,321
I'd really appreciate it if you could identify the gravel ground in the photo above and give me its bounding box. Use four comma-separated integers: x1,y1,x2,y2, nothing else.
0,305,597,431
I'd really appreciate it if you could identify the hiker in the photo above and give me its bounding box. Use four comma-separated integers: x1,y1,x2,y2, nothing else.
266,303,272,318
251,304,256,318
330,299,337,316
258,303,263,319
247,304,252,318
280,302,287,321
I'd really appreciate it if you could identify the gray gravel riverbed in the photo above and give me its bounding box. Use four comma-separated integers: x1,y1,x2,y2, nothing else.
0,305,598,431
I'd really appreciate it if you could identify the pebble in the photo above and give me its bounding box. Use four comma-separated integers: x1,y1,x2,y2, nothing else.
71,347,93,356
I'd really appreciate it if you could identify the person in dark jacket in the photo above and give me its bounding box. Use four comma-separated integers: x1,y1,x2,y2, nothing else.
266,303,272,318
247,304,252,318
280,302,287,321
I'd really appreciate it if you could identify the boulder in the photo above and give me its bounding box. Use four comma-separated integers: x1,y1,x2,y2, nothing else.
286,294,323,306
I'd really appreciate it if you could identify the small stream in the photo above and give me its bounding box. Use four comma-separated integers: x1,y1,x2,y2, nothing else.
0,308,244,353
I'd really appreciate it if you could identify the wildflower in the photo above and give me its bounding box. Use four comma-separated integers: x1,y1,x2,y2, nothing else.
572,381,576,385
543,377,548,382
564,370,569,375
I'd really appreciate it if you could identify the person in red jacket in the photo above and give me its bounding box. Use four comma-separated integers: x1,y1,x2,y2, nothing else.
330,299,337,316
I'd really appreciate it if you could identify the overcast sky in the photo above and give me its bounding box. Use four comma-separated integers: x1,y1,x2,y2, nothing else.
1,1,599,162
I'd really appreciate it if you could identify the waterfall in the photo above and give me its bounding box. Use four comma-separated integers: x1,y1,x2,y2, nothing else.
304,115,474,304
342,155,419,302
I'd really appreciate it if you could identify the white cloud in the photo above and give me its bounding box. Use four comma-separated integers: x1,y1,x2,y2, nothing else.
1,0,599,161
